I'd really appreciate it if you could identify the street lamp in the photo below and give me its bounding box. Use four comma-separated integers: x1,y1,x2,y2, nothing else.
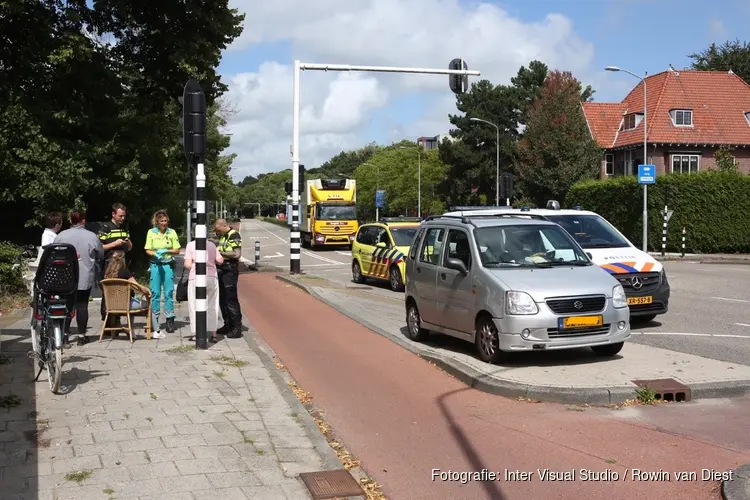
399,146,421,216
469,117,500,206
362,162,380,220
605,65,649,252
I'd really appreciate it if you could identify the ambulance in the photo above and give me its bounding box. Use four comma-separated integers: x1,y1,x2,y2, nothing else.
443,201,669,323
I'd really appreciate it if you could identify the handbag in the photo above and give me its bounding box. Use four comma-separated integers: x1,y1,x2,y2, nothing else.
175,267,188,302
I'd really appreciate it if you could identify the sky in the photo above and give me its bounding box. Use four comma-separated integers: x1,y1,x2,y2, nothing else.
218,0,750,181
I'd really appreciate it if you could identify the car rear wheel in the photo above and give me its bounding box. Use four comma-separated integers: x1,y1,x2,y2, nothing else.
406,302,429,341
389,266,404,292
590,342,624,357
352,261,365,284
475,315,510,364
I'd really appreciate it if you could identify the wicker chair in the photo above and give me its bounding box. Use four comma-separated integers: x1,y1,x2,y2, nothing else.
99,278,153,343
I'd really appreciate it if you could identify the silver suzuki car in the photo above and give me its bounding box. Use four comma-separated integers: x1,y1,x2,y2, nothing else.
404,213,631,363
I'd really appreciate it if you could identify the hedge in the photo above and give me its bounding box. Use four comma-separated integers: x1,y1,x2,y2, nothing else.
565,171,750,254
0,242,29,295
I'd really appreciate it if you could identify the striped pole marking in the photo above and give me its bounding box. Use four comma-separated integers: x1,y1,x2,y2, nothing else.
195,162,207,349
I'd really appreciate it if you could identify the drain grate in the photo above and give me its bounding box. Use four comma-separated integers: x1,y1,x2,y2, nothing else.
632,378,691,402
299,469,365,499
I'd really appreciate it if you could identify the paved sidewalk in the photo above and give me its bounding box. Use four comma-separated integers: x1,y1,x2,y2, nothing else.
650,251,750,263
277,274,750,406
0,299,349,499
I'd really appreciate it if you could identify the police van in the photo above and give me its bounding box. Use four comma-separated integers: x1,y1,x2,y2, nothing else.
443,202,669,323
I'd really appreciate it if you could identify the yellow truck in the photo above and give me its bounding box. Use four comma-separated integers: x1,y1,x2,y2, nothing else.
299,178,359,248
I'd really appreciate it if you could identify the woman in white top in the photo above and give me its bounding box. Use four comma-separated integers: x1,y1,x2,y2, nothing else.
182,238,224,342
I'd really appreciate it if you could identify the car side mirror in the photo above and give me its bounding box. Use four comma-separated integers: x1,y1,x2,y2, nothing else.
375,242,387,248
445,257,468,275
585,252,593,259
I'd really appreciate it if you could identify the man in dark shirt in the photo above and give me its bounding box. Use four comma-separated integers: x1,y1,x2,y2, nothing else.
215,218,243,338
98,203,132,322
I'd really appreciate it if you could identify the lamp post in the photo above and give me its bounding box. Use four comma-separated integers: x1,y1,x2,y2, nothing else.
399,146,421,216
605,65,649,252
362,162,380,220
469,117,500,206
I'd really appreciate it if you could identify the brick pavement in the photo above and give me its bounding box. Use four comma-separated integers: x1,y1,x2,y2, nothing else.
0,299,340,500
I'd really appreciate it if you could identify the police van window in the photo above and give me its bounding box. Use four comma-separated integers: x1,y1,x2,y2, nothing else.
408,228,425,260
545,214,630,249
419,228,445,265
444,229,471,270
376,228,390,246
356,227,368,244
359,227,377,246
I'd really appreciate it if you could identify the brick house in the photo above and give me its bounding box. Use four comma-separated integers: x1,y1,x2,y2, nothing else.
581,69,750,176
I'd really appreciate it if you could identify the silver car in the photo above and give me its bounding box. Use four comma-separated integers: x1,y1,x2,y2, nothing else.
404,214,631,363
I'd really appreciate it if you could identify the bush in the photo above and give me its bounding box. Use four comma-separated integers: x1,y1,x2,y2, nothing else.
260,217,288,228
0,242,28,295
565,171,750,253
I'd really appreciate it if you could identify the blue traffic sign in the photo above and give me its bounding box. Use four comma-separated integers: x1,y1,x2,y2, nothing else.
375,189,386,208
638,164,656,184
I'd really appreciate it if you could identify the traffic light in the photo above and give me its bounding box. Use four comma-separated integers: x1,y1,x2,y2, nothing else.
284,181,293,195
298,164,305,193
500,173,514,200
449,58,469,94
180,79,206,161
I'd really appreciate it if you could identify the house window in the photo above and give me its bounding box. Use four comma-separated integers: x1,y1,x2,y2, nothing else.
605,154,614,175
620,114,642,131
671,154,699,174
745,112,750,125
671,110,693,126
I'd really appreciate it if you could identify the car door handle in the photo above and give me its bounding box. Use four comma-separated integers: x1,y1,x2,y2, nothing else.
440,273,446,280
416,267,421,273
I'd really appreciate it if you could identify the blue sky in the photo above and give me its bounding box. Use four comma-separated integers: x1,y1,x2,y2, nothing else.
216,0,749,179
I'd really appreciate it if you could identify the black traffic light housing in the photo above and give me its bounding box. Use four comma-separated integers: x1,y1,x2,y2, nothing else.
180,79,206,161
284,165,306,195
500,173,514,200
449,58,469,94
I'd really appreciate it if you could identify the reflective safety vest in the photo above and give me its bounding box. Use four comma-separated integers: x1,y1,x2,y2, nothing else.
218,229,242,258
98,221,131,259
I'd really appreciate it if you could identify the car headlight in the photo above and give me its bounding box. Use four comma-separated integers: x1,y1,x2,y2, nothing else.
506,291,539,315
612,284,627,308
659,268,668,285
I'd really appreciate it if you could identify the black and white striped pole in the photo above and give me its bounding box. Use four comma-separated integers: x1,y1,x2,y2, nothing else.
661,205,668,257
181,79,208,349
681,227,686,258
254,240,260,267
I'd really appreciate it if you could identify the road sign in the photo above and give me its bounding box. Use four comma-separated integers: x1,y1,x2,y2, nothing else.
375,190,386,208
638,164,656,184
665,210,674,223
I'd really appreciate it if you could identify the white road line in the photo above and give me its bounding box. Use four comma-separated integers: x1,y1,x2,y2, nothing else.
301,249,346,265
735,323,750,327
633,332,750,339
244,220,288,244
336,251,352,256
275,263,350,268
711,296,749,303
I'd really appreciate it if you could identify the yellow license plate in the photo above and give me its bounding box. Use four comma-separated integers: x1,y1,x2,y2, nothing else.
562,315,603,328
627,296,653,305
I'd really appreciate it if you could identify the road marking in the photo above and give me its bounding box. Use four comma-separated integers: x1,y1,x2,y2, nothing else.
633,332,750,339
735,323,750,327
245,221,288,244
711,296,749,303
274,263,350,268
336,251,352,256
301,249,347,265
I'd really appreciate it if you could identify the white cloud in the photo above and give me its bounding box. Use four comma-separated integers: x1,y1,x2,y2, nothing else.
707,18,728,41
222,0,600,179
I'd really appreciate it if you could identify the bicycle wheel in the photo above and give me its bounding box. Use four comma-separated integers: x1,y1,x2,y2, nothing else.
46,325,62,393
29,317,40,359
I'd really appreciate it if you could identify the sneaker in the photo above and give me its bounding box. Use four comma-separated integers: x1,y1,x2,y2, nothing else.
152,330,166,339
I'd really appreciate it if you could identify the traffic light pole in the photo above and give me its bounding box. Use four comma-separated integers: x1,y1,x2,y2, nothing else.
290,60,480,274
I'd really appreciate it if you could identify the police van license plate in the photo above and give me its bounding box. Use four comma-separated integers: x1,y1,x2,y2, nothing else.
627,296,653,305
559,316,603,329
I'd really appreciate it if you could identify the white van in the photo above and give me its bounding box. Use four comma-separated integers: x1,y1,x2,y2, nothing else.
443,202,670,323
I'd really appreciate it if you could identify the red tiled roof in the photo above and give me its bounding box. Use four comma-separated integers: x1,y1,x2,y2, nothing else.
581,70,750,148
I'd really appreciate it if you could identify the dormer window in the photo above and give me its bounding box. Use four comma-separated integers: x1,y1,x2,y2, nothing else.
670,109,693,126
621,113,643,131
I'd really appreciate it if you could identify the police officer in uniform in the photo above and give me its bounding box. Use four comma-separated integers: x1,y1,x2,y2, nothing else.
215,219,243,338
98,203,132,322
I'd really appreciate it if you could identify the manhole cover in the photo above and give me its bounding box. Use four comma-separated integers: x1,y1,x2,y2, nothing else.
299,469,365,499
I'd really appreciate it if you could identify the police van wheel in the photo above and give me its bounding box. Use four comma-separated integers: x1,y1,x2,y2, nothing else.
352,261,365,284
389,266,404,292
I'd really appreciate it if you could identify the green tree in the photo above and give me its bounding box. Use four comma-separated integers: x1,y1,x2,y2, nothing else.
715,145,738,172
689,39,750,84
514,70,602,205
438,61,549,206
353,141,448,219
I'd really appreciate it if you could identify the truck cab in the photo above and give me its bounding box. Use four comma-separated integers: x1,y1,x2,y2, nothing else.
301,178,359,248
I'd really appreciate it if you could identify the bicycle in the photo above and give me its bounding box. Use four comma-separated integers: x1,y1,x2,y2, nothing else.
29,243,78,394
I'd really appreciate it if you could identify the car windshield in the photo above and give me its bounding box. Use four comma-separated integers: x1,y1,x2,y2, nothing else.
317,204,356,220
544,214,631,249
473,224,591,267
390,226,420,246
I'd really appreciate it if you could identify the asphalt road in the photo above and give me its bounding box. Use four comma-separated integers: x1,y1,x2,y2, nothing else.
239,273,750,500
240,218,750,366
